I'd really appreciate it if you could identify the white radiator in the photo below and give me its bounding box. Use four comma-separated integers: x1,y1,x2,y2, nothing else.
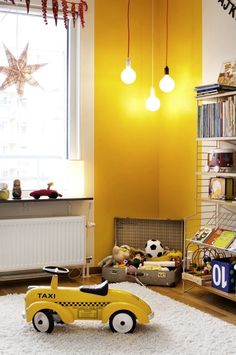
0,216,86,272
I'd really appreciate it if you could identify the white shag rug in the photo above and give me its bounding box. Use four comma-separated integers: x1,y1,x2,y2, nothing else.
0,282,236,355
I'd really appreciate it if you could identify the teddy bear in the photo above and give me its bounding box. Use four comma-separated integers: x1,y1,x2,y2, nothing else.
97,245,131,268
112,245,146,268
98,245,131,268
112,245,131,265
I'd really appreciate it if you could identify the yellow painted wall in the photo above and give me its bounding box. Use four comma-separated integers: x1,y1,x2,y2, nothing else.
94,0,202,263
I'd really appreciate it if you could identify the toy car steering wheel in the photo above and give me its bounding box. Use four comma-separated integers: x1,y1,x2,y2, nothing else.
43,266,69,275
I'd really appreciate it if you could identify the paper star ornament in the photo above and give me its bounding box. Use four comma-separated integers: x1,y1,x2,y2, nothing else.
0,43,47,96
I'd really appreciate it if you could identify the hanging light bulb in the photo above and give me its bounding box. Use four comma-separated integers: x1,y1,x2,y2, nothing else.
159,0,175,93
146,87,160,112
159,65,175,93
121,58,136,84
121,0,136,84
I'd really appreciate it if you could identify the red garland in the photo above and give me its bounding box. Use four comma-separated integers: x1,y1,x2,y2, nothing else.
52,0,59,26
71,2,76,28
41,0,48,25
78,0,87,27
5,0,88,29
61,0,68,29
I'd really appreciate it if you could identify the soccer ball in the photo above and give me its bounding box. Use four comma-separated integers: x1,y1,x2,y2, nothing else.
145,239,164,258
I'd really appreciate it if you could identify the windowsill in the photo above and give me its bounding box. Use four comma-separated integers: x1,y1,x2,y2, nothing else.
0,196,93,203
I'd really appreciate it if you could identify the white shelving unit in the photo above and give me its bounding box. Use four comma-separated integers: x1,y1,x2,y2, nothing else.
183,90,236,301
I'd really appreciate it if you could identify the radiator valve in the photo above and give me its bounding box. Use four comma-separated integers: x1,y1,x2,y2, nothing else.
86,222,96,228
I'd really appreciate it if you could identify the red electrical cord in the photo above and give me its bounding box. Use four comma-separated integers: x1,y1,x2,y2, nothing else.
165,0,169,67
151,0,154,86
127,0,131,58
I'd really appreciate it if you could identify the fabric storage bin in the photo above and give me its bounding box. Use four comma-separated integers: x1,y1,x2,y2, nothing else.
211,258,236,293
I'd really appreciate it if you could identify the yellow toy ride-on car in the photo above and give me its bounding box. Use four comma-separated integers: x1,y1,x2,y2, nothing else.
23,266,154,334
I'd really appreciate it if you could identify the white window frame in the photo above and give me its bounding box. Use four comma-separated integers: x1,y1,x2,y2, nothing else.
67,21,81,160
0,0,94,196
0,4,82,163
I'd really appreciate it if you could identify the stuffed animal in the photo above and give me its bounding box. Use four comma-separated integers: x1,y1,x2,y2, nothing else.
98,244,146,269
12,179,22,199
126,252,144,268
97,245,130,269
0,183,9,200
112,245,131,264
113,245,145,267
97,255,114,268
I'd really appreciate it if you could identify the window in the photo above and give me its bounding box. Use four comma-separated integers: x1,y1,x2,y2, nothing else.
0,9,78,193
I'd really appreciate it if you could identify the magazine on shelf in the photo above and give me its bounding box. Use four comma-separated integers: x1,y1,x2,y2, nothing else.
191,226,214,243
203,227,225,246
212,230,236,249
227,238,236,252
195,83,236,96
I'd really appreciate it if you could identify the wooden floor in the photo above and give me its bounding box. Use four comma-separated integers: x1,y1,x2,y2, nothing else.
0,274,235,326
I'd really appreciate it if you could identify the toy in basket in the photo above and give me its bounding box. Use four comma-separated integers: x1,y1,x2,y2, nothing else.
99,241,183,287
23,266,154,334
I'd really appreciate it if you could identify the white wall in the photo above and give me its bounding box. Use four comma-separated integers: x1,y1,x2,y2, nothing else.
202,0,236,84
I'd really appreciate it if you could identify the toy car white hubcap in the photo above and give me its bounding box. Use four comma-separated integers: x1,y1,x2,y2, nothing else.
111,312,134,333
33,311,51,332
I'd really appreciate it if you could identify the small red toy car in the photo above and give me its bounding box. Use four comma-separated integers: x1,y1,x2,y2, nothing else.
30,183,62,199
30,189,62,199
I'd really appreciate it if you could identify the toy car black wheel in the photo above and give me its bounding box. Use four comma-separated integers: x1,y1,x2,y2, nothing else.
32,310,54,333
49,192,58,199
43,266,69,275
109,310,136,333
33,194,40,199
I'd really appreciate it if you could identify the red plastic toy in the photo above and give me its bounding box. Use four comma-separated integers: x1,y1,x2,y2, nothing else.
30,183,62,199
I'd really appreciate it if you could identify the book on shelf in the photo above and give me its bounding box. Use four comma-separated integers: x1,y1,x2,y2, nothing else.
227,238,236,252
212,230,236,248
203,227,225,246
197,95,236,138
191,226,214,243
195,83,236,97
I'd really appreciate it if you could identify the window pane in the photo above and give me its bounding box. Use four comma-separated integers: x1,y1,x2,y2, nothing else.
0,10,68,190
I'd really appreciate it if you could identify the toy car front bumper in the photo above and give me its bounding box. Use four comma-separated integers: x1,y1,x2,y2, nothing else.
149,312,154,320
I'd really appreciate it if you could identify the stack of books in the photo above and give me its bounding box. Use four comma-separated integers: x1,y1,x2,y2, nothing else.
195,83,236,97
